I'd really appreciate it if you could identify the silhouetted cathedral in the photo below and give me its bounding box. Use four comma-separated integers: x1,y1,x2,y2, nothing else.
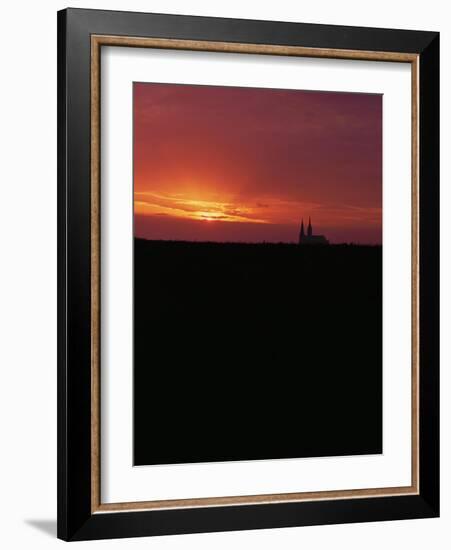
299,217,329,245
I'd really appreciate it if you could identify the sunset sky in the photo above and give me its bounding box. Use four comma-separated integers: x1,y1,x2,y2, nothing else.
134,82,382,244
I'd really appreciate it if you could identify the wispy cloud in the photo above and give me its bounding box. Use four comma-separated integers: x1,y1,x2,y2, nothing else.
134,192,269,223
134,191,329,226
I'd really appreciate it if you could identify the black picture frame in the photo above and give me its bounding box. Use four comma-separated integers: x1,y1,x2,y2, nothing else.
57,7,439,541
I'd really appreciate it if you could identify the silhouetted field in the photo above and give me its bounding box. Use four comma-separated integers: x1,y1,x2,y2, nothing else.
134,239,382,466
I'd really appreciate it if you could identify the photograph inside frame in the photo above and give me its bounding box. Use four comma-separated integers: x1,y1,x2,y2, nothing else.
132,82,383,466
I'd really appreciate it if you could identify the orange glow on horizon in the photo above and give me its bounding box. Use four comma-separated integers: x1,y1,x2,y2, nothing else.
134,191,270,224
134,189,381,230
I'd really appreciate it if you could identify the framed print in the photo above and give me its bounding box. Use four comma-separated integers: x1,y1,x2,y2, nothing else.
57,8,439,541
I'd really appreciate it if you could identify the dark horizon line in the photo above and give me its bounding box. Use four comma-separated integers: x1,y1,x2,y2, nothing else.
134,237,382,247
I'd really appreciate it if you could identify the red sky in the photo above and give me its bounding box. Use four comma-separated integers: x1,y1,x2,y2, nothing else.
134,82,382,244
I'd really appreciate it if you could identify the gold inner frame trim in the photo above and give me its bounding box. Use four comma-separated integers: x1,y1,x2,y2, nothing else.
90,34,420,514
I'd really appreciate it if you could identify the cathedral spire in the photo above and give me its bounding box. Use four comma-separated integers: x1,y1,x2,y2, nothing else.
298,215,329,245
